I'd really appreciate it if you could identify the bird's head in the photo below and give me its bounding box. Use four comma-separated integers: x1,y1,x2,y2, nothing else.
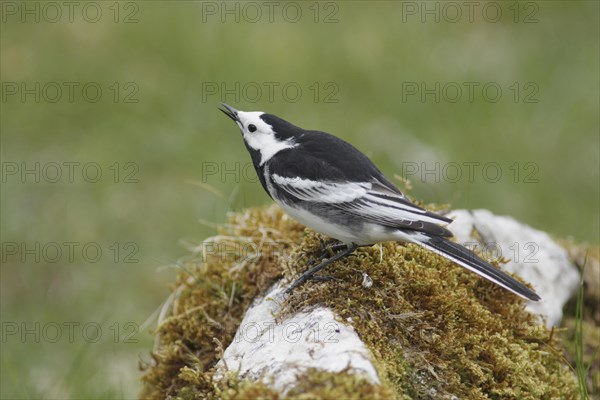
219,103,302,165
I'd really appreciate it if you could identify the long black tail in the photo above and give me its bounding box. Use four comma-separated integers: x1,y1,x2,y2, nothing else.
417,236,540,301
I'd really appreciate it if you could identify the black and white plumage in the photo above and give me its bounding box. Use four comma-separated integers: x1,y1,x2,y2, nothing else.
219,103,540,301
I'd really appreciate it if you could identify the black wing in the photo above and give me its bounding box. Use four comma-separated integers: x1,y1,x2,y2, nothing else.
267,131,452,237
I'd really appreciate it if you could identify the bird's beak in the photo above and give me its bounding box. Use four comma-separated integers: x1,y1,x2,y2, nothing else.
219,103,239,123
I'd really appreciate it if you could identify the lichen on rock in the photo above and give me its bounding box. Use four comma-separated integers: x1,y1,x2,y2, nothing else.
140,204,580,399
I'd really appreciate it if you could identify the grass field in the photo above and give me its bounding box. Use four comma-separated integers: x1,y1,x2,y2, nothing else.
1,1,598,398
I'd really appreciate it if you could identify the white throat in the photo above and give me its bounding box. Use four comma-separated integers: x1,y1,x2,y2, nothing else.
244,132,297,165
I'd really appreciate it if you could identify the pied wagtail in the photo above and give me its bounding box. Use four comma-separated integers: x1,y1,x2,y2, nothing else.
219,103,540,301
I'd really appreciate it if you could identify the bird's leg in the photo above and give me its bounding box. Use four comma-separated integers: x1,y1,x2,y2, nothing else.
325,243,348,256
308,275,337,282
285,243,358,294
303,242,348,283
307,242,348,267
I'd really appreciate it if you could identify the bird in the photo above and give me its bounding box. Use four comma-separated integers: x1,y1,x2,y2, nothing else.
218,103,540,301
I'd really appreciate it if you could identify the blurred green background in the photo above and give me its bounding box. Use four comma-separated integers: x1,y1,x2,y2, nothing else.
1,1,598,398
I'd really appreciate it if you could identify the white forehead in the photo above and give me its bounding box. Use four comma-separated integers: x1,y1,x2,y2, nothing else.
236,111,273,133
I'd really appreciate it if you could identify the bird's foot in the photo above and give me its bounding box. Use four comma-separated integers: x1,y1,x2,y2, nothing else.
285,243,358,294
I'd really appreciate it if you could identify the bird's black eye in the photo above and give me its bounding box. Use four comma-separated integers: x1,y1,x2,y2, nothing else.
248,124,257,133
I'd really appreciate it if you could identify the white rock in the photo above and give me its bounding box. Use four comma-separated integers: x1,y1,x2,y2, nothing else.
448,209,580,327
214,284,379,394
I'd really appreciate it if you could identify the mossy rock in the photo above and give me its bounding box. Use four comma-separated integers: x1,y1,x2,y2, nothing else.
140,205,581,399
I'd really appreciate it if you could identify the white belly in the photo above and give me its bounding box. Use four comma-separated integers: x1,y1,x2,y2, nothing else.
276,200,359,244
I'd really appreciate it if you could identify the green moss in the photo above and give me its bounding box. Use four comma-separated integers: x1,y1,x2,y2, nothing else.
141,205,579,399
285,369,396,399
